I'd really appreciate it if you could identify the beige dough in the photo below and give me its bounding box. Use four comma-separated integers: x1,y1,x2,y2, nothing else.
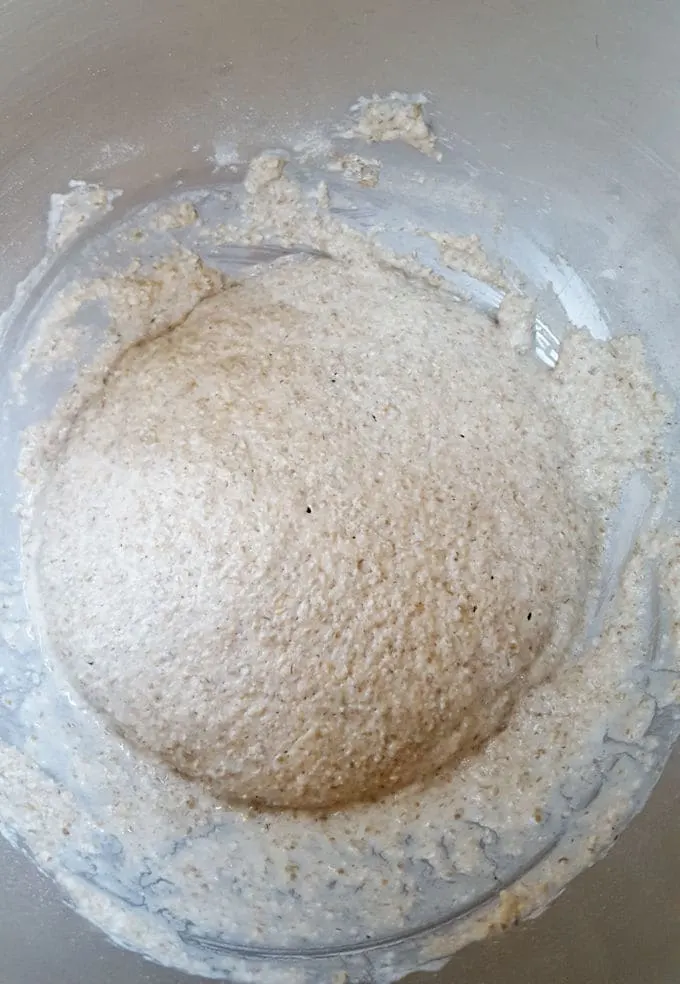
348,95,442,159
33,254,594,811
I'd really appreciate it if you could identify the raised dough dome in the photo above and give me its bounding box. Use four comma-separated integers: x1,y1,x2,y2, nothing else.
33,258,593,811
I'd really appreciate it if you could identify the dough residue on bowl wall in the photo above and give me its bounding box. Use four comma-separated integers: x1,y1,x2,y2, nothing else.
345,93,442,160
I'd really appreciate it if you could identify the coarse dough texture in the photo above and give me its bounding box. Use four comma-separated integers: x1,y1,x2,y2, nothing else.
32,255,596,811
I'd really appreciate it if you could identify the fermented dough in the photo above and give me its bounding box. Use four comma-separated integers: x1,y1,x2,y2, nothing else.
33,253,594,811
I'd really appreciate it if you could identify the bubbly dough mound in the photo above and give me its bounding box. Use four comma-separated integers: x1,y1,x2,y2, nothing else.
34,258,594,810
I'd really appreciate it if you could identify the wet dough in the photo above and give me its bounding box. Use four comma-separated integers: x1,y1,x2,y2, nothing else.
33,256,593,810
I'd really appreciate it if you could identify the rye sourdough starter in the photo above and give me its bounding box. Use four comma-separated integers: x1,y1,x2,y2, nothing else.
31,229,592,813
2,138,677,984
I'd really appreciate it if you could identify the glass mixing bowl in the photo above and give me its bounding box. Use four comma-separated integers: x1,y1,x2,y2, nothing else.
1,2,679,983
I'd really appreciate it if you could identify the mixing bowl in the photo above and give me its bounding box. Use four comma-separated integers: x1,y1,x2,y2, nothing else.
1,1,679,983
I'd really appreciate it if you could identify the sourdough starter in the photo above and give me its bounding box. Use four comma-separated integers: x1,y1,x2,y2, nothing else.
0,137,677,984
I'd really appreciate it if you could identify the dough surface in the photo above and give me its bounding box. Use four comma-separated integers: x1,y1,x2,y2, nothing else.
34,256,593,810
